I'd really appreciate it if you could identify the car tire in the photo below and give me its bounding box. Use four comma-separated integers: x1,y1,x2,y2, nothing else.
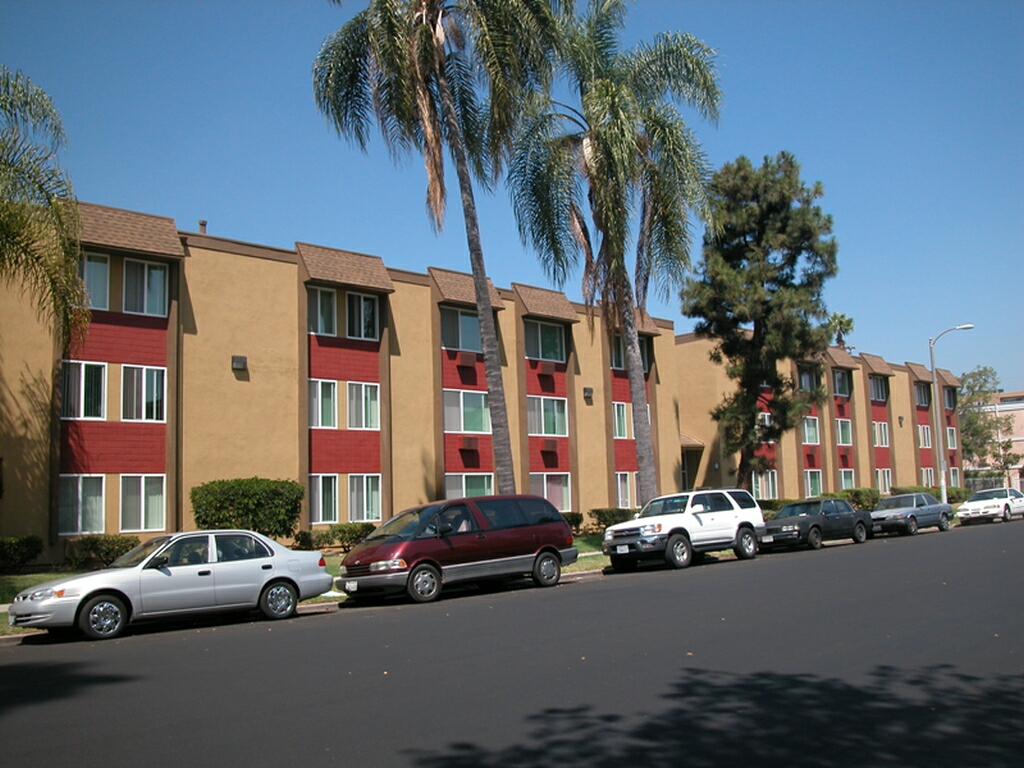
407,564,441,603
734,528,757,560
938,513,950,532
665,534,692,569
78,594,128,640
807,527,823,550
905,516,918,536
532,551,561,587
852,522,868,543
259,581,297,619
610,556,637,573
1003,506,1012,523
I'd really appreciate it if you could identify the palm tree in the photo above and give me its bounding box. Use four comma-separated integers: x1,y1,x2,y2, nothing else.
508,0,720,505
826,312,854,349
1,65,85,348
313,0,563,495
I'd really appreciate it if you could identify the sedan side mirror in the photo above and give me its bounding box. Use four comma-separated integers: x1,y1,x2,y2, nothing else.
148,555,169,569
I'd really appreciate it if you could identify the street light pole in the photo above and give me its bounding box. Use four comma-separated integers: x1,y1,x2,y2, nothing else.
929,323,974,504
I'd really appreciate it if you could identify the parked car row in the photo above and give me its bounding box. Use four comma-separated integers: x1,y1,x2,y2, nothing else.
10,488,1017,640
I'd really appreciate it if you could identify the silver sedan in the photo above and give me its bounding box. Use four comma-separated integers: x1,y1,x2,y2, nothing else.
8,530,333,640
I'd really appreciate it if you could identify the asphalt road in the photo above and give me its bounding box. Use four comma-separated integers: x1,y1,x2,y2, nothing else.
2,521,1022,768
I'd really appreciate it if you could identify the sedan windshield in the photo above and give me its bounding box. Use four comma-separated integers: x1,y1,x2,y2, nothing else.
364,505,444,541
640,495,690,518
110,536,172,568
968,489,1006,502
777,502,820,518
876,496,914,511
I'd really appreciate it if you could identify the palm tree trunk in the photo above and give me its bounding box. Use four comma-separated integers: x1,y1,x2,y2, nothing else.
617,282,658,506
436,70,516,495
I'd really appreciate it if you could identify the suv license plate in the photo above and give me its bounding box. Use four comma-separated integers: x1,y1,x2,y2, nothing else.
761,535,774,543
616,545,628,554
345,581,358,592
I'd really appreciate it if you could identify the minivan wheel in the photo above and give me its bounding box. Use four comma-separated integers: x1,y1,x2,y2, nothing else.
665,534,692,569
407,564,441,603
734,528,757,560
532,552,561,587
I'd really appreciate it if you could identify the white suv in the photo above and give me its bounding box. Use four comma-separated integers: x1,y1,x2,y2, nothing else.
602,489,766,572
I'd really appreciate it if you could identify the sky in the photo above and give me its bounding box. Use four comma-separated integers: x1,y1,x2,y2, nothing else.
4,1,1022,390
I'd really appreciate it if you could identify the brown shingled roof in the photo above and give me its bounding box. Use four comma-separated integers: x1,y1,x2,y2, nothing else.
859,353,895,377
512,283,579,323
905,362,932,382
937,368,960,388
79,202,184,259
679,433,705,448
634,308,660,335
429,267,503,309
824,346,859,370
297,243,394,293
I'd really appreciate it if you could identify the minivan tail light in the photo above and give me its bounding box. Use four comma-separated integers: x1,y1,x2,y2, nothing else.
318,556,327,567
566,534,574,546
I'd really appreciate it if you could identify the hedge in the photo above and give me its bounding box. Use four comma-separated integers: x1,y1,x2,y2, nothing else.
0,535,44,574
562,512,583,533
191,477,304,539
77,534,140,566
589,508,636,530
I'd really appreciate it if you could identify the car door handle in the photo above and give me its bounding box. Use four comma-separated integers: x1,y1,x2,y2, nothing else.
198,570,211,576
262,564,273,570
476,534,486,539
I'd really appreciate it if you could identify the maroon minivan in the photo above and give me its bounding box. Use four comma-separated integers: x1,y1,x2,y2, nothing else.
338,495,578,603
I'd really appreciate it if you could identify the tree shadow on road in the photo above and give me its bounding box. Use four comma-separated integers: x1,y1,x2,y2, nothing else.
407,665,1024,768
0,661,137,716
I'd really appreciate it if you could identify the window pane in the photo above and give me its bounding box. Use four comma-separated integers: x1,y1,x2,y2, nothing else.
59,477,78,533
81,255,109,310
540,324,563,361
617,473,630,507
363,296,377,339
320,290,336,335
464,475,492,497
124,261,145,313
61,362,81,418
613,403,627,438
364,384,379,429
525,321,540,359
440,308,459,348
545,399,566,436
121,476,142,530
463,392,489,433
460,312,481,352
611,336,624,369
84,364,104,418
443,390,462,431
144,476,164,529
365,475,380,521
321,476,337,523
348,383,362,428
82,476,104,532
527,397,542,434
347,294,360,338
546,474,569,510
320,382,336,428
348,475,364,521
147,263,167,316
445,474,463,499
123,366,142,420
529,474,544,496
146,368,164,421
307,288,319,333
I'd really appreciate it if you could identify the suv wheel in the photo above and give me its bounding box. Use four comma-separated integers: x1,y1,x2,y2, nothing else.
733,528,757,560
665,534,692,569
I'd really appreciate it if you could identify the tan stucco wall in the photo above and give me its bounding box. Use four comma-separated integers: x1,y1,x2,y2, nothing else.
571,314,614,517
889,368,918,487
179,246,301,527
674,335,735,488
651,325,680,496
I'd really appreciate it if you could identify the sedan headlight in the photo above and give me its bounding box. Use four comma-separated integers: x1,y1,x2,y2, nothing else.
369,559,408,572
780,525,798,532
17,587,66,602
638,523,663,536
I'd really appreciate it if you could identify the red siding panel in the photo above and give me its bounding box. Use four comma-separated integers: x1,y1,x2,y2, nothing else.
61,421,165,474
309,335,380,382
444,434,494,472
68,311,167,366
309,429,380,474
528,437,568,472
614,439,638,472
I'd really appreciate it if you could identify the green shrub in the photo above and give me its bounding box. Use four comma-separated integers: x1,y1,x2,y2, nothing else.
757,499,793,515
0,535,44,574
329,523,376,552
292,530,314,551
78,534,140,567
311,529,336,550
590,508,636,530
562,511,583,533
838,487,881,511
891,485,938,497
191,477,304,539
947,486,972,504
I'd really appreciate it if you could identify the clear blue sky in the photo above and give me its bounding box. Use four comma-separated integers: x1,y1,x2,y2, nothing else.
4,1,1021,389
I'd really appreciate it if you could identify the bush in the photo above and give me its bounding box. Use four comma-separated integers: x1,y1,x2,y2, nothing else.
838,487,881,511
590,508,636,530
0,535,44,574
562,512,583,533
947,486,973,504
756,498,791,515
77,534,140,567
330,523,376,552
191,477,304,539
891,485,939,497
292,530,314,551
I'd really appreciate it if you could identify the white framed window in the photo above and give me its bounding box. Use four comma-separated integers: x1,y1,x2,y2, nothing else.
529,473,570,512
799,367,820,392
839,469,855,491
58,475,104,534
445,473,493,499
944,387,957,411
307,287,337,336
525,320,565,362
915,382,932,407
611,334,650,372
876,467,892,494
918,424,932,449
946,427,957,450
833,369,851,397
612,402,630,439
120,475,165,532
753,470,778,501
346,292,379,340
124,259,168,317
921,467,935,486
309,379,337,428
443,389,491,433
869,375,889,403
122,365,165,422
949,467,960,487
836,418,852,446
804,470,823,498
758,411,774,443
309,474,339,524
872,421,890,448
616,472,631,508
347,382,380,430
61,360,106,420
527,396,567,436
440,307,481,352
79,253,109,310
803,416,820,445
348,474,380,522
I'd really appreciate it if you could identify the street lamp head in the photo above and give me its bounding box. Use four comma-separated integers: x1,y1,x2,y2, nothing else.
955,324,974,331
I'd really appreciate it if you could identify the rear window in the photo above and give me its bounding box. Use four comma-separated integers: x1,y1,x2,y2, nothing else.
727,490,758,509
475,499,529,529
518,497,563,525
